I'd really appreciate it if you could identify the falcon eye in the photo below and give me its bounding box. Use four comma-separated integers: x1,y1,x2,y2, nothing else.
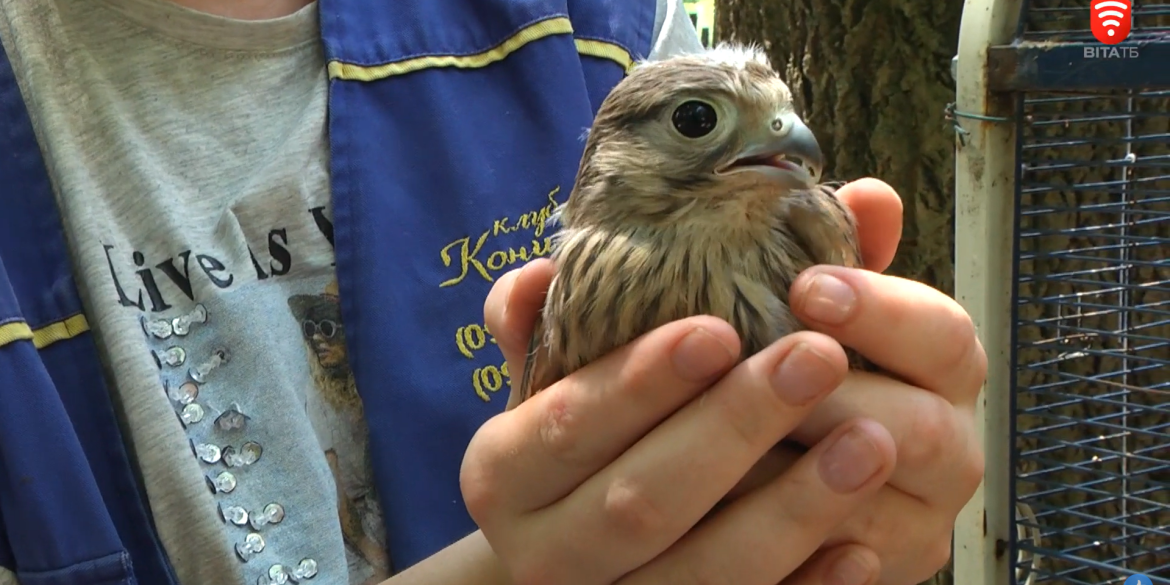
671,100,718,138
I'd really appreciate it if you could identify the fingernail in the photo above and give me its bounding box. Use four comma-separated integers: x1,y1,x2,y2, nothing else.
819,425,883,493
673,327,736,381
771,343,837,406
801,272,856,325
826,551,876,585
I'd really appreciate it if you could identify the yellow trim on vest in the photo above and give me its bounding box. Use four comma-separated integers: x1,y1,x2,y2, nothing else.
0,321,31,347
0,314,89,350
574,38,635,72
327,16,636,81
328,16,575,81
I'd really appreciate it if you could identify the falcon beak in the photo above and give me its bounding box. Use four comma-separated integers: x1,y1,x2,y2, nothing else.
717,112,824,189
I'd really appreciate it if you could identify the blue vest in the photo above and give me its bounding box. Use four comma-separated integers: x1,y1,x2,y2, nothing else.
0,0,655,582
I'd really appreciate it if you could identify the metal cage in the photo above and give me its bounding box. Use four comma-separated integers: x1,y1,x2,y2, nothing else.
954,1,1169,584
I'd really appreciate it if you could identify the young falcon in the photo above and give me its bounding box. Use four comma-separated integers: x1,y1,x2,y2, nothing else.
510,43,868,410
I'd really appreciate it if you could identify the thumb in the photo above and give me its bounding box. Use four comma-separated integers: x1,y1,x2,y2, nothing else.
834,177,903,273
483,258,554,386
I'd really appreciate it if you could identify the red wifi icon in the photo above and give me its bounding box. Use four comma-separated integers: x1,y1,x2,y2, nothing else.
1091,0,1132,45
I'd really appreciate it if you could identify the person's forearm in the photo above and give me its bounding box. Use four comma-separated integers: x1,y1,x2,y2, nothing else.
379,530,512,585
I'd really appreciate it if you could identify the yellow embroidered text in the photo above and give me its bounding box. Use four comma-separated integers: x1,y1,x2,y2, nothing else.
472,359,512,402
438,187,562,287
454,321,512,401
455,322,498,360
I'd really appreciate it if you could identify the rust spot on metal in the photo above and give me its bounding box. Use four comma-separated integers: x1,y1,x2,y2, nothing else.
986,45,1020,91
996,538,1009,559
1014,39,1063,50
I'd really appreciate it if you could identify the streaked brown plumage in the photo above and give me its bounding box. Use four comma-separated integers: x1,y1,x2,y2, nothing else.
511,44,866,409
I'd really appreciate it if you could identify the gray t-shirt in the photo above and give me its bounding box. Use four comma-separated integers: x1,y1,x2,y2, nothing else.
0,1,702,584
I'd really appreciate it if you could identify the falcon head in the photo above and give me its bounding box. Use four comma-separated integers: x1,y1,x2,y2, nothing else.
565,43,825,227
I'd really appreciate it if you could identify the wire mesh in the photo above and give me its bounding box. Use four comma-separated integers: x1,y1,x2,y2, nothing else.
1011,82,1170,584
1009,3,1170,581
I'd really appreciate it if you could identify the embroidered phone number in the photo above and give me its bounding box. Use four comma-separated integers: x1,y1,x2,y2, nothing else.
455,322,512,401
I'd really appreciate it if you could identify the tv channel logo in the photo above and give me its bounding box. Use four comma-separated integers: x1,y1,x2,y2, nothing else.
1124,573,1152,585
1091,0,1132,44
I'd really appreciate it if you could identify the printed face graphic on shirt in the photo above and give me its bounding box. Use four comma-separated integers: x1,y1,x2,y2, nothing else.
289,282,347,371
286,281,391,582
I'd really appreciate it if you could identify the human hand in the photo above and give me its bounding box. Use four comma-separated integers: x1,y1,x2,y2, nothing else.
464,261,898,584
727,178,988,584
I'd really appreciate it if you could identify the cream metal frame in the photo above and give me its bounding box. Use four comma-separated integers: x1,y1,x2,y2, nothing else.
953,0,1025,584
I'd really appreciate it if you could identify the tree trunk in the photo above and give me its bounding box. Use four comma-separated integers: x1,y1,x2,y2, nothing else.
714,0,962,295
